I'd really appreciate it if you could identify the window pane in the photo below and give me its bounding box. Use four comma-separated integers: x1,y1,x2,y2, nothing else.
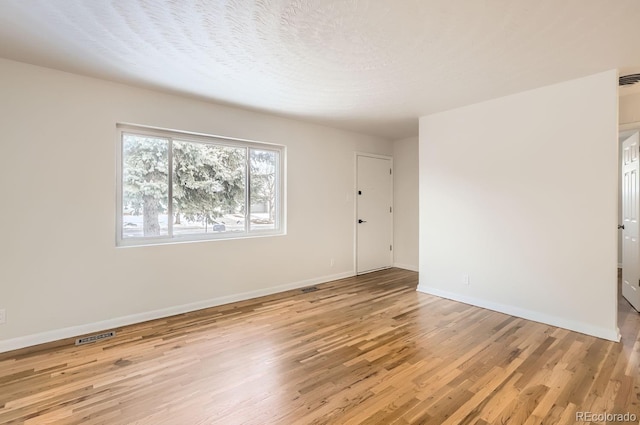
122,134,169,238
250,149,278,231
172,141,246,236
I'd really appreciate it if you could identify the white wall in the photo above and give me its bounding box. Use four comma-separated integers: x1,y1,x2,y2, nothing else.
418,70,619,341
393,137,419,271
0,58,392,351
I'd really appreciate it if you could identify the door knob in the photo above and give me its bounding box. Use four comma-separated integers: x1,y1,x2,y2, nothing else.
619,224,625,230
358,219,367,223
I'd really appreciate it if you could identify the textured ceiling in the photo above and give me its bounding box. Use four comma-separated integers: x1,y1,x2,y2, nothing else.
0,0,639,140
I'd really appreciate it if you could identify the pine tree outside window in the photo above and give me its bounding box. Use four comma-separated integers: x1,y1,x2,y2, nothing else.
117,125,284,246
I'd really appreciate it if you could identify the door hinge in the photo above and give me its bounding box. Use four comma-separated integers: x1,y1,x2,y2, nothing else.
390,168,392,175
390,244,393,251
390,206,392,213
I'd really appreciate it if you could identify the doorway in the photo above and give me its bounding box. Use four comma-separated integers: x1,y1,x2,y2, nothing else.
620,130,640,311
355,153,393,274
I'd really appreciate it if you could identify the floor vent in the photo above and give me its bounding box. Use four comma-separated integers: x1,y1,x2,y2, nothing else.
75,330,116,346
301,286,319,293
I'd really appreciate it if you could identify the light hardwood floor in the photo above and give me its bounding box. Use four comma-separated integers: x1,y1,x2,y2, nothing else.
0,268,639,424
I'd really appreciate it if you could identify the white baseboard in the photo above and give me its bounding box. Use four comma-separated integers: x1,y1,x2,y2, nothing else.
416,285,620,342
0,271,355,354
393,263,419,272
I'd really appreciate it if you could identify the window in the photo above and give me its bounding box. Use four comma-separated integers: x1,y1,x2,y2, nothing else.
117,125,284,246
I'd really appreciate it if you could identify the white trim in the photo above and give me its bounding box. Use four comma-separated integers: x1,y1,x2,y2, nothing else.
619,121,640,132
393,263,419,272
0,271,354,354
356,266,391,275
117,122,285,148
353,153,358,276
416,285,620,342
354,151,394,161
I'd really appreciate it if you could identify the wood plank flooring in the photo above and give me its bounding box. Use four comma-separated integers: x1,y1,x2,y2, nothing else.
1,268,639,424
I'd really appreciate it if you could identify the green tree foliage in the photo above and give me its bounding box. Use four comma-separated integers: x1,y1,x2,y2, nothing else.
123,134,274,237
250,149,277,223
172,141,245,228
122,135,168,236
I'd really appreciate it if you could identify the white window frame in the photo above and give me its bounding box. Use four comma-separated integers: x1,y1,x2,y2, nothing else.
116,124,286,247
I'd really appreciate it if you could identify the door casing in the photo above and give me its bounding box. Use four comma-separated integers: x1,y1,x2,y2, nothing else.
622,131,640,311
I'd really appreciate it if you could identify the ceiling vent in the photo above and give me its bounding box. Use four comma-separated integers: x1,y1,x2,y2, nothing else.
620,74,640,86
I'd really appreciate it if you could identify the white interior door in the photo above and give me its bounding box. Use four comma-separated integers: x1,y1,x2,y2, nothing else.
356,154,392,274
622,131,640,311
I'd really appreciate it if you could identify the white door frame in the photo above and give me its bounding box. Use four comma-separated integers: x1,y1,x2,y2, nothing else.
354,152,394,275
620,122,640,314
621,131,640,311
620,121,640,133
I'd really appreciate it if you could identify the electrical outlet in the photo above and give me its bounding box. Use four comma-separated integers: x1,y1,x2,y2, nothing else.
463,274,470,286
0,309,6,324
